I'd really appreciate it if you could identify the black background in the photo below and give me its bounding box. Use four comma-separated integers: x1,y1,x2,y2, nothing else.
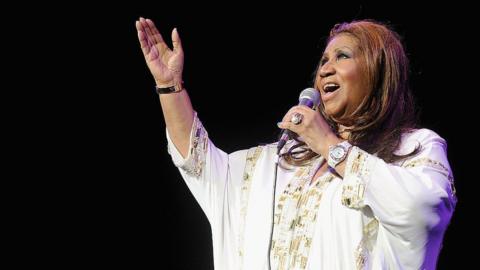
20,2,476,269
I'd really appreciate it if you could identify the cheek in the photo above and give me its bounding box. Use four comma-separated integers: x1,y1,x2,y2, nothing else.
343,68,368,103
343,66,363,84
345,83,366,103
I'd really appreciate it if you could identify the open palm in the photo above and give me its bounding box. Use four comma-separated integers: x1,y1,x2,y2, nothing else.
136,18,184,87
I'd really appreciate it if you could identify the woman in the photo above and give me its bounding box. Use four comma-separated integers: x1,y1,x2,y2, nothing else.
136,18,456,270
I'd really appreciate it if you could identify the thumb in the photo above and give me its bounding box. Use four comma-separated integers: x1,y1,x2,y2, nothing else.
172,28,183,53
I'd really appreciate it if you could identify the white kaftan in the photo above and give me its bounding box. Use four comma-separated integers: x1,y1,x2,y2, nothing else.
166,113,456,270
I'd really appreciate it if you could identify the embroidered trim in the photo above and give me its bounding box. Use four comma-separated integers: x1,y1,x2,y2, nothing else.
354,219,379,270
238,146,263,265
402,157,457,198
179,113,209,177
270,157,334,270
342,147,374,209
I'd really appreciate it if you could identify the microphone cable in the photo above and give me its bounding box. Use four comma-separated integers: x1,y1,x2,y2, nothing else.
267,148,281,270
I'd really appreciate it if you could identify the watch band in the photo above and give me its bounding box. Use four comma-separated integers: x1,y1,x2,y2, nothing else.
155,81,184,94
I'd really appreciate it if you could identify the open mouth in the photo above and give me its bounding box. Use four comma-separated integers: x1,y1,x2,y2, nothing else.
323,83,340,93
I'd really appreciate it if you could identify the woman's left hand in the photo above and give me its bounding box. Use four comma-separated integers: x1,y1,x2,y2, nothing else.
277,105,341,157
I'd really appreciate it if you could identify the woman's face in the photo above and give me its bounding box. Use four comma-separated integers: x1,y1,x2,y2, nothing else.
316,34,370,122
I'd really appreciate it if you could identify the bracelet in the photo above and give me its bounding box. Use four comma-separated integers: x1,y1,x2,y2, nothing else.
155,81,184,94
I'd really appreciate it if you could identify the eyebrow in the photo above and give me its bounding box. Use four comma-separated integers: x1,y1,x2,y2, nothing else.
321,46,354,58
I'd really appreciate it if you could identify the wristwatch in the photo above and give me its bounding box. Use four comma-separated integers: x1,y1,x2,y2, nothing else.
327,141,352,168
155,81,184,94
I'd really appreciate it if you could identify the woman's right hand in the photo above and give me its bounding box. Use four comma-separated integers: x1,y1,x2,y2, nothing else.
136,17,184,87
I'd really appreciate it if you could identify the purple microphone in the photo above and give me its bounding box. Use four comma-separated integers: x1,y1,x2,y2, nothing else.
277,88,321,154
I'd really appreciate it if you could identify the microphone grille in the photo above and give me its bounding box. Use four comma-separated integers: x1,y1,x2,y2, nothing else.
299,88,320,107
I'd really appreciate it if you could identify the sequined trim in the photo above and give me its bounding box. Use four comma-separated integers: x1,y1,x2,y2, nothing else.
179,112,209,177
402,157,456,198
342,147,374,209
270,158,334,270
354,219,379,269
238,146,263,265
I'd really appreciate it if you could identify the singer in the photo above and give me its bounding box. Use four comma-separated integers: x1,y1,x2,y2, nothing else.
136,18,456,270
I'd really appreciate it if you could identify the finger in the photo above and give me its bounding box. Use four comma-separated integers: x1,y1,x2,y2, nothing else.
289,105,316,115
136,21,151,55
172,28,183,53
285,105,316,120
142,18,169,57
140,17,157,51
140,18,155,41
139,18,158,54
297,105,315,112
137,30,151,56
146,19,165,44
136,19,152,46
146,19,170,55
281,106,307,123
277,120,298,133
135,19,143,32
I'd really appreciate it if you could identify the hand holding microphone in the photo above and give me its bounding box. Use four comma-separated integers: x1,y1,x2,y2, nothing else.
277,88,320,153
277,88,339,157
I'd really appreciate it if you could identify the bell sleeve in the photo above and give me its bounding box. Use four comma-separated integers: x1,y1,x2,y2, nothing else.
340,129,456,267
166,112,237,223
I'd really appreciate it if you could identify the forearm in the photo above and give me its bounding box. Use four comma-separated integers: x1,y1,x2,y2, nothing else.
159,89,194,158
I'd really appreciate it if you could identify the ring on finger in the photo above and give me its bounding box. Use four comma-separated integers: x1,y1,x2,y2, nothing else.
290,113,303,125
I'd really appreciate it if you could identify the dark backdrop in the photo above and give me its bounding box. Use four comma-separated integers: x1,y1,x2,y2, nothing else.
28,2,475,269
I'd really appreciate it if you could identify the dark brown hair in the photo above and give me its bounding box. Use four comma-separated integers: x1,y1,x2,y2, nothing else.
283,20,420,166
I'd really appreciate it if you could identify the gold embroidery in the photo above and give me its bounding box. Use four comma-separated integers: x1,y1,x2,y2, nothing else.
403,157,456,197
238,146,263,264
270,157,335,270
354,219,379,270
403,157,449,173
341,180,366,208
342,147,372,209
350,151,363,174
180,113,209,177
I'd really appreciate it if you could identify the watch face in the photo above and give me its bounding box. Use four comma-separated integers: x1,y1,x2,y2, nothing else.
331,146,346,160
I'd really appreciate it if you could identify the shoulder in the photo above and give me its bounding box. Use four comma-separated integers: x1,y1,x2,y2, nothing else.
396,128,447,156
402,128,446,145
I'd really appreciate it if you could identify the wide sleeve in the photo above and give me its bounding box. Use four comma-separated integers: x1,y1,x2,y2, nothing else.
166,112,233,223
341,129,456,239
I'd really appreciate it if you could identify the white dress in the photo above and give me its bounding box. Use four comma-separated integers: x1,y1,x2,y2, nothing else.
166,112,456,270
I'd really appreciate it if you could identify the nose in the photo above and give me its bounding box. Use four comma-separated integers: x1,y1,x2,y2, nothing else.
318,61,335,78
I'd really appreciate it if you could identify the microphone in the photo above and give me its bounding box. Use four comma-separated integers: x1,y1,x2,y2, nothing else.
277,88,321,154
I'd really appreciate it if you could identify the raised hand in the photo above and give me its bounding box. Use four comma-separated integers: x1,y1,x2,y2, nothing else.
136,17,184,87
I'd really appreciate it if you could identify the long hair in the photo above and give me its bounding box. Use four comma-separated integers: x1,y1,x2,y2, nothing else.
283,20,420,166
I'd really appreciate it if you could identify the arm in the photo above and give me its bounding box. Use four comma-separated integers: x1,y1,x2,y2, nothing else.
341,129,456,267
341,130,456,223
136,17,193,158
276,108,456,218
340,130,456,268
136,18,240,222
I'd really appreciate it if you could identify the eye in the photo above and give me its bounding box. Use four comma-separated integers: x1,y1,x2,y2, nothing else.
336,52,350,61
320,57,329,66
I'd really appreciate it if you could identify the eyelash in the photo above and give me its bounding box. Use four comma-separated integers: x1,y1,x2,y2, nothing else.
337,53,349,60
320,53,350,66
